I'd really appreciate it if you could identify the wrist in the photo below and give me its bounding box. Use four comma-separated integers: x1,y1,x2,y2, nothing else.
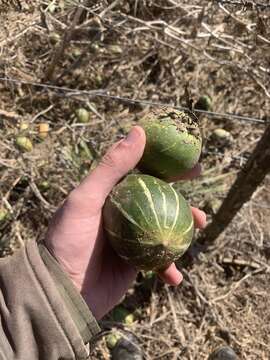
38,242,101,343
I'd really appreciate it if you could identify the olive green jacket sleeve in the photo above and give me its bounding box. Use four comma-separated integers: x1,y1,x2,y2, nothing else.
0,239,100,360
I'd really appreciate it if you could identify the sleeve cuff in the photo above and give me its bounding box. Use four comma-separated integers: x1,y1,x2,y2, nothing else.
38,242,100,346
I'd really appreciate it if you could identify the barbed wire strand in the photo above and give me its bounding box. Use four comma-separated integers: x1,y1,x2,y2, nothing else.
216,0,270,10
0,77,267,124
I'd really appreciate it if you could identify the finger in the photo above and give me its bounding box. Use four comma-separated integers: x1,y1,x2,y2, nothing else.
69,126,146,210
158,209,205,286
158,263,183,286
191,207,207,229
167,163,202,182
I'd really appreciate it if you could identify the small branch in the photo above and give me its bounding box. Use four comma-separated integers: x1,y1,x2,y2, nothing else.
165,285,186,345
44,3,86,82
215,0,270,10
29,182,56,212
219,256,263,270
198,123,270,246
30,104,54,123
212,267,266,303
0,109,21,120
0,19,39,47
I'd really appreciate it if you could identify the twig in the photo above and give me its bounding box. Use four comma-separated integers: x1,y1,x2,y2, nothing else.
216,0,270,10
44,2,87,81
30,104,54,123
0,109,21,120
198,124,270,245
219,256,262,270
0,19,39,47
212,267,266,303
218,3,270,46
165,285,186,345
181,269,210,308
3,176,22,202
29,182,56,212
99,0,121,18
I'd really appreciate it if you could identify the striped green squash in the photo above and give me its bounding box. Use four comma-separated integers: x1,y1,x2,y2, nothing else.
103,174,194,271
138,107,202,179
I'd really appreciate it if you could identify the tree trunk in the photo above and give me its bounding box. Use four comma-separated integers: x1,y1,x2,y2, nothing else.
198,123,270,246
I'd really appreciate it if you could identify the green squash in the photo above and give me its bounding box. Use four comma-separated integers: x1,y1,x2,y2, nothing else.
103,174,194,271
138,107,202,179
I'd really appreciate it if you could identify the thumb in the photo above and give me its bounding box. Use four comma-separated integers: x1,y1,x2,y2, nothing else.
69,126,146,211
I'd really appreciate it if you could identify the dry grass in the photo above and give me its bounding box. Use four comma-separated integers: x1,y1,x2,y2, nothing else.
0,1,270,359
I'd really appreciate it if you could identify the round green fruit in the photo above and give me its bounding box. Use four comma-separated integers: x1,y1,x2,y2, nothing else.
138,107,202,179
106,332,121,350
0,209,9,223
16,136,33,152
103,174,194,271
194,95,212,111
112,306,134,325
74,108,90,123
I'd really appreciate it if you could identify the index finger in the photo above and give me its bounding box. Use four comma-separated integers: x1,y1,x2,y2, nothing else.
158,263,183,286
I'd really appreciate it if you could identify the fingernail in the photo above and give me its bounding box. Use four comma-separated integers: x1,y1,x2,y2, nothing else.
123,127,141,145
199,209,206,217
199,210,207,228
174,271,183,286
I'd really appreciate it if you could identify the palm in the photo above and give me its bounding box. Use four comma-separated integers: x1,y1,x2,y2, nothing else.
86,229,137,320
45,127,206,320
46,200,136,319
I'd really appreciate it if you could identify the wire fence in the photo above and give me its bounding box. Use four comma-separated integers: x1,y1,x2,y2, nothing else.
216,0,270,10
0,77,267,124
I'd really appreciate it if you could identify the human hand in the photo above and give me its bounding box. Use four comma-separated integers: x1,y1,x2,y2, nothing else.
45,126,206,319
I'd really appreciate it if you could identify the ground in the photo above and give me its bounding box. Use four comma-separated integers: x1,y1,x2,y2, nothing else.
0,1,269,359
